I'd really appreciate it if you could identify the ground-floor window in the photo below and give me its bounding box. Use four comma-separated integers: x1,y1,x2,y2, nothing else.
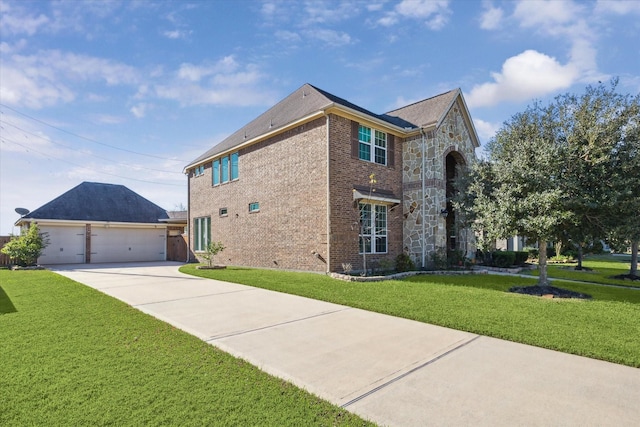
359,203,387,254
194,216,210,251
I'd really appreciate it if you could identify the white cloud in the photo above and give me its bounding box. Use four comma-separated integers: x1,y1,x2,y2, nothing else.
472,118,500,142
130,103,148,119
305,28,353,46
466,50,578,108
177,56,238,82
155,58,277,107
595,0,640,15
379,0,451,30
0,49,139,108
0,3,49,36
163,29,191,39
275,30,302,43
479,2,503,30
513,0,581,29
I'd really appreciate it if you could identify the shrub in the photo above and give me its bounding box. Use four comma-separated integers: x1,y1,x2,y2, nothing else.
430,248,448,270
200,241,225,267
514,251,529,266
447,250,465,268
1,224,49,267
524,247,539,260
395,253,415,272
492,251,516,268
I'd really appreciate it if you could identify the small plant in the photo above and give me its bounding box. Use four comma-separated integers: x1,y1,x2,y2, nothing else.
431,248,449,270
1,224,49,267
200,241,225,267
395,253,415,272
378,259,395,273
341,263,353,275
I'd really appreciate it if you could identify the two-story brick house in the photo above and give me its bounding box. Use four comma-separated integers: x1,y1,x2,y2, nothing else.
185,83,479,273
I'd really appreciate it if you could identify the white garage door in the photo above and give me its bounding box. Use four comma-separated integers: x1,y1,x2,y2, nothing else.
91,227,166,263
38,225,86,265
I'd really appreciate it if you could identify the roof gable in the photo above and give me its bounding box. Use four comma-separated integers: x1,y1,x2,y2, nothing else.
23,182,169,223
385,89,480,147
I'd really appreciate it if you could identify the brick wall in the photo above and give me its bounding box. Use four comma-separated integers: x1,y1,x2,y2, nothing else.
189,117,329,272
328,114,404,273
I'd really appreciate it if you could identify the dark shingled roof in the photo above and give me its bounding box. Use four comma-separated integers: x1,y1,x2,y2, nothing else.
384,89,459,128
23,182,169,223
186,83,467,169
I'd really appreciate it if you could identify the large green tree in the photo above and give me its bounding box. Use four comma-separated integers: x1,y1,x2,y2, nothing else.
606,93,640,277
458,81,639,283
555,81,635,269
463,102,569,286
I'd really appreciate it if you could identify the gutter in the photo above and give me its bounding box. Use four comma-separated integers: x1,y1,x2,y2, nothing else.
325,113,331,274
183,103,422,173
420,127,427,269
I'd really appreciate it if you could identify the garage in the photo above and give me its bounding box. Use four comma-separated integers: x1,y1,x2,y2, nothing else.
91,226,166,263
38,225,86,265
15,182,181,266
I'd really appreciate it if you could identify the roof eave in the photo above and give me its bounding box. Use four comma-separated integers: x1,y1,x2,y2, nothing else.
184,103,428,173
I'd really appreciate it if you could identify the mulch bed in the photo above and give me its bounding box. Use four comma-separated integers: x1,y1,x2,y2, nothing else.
509,285,592,299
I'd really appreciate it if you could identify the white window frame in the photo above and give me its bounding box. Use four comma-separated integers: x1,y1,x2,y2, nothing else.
358,125,387,166
359,203,388,254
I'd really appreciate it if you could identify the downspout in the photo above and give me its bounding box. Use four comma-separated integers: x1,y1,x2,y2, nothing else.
420,127,426,269
186,170,191,263
325,113,331,274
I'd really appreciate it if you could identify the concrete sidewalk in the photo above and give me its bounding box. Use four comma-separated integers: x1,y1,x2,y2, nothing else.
52,262,640,426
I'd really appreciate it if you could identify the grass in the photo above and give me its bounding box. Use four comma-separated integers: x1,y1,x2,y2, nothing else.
0,270,373,426
181,265,640,368
523,253,639,287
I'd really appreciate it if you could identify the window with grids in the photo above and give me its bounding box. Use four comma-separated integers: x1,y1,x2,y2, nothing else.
358,125,386,165
359,203,387,254
193,216,210,252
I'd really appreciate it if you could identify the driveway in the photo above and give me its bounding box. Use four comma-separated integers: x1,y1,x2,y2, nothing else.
52,262,640,426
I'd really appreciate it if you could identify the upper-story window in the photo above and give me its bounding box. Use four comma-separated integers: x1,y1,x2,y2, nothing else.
194,165,205,177
212,152,239,186
358,125,386,165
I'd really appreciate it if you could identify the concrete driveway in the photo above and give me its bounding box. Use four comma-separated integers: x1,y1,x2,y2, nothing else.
51,262,640,426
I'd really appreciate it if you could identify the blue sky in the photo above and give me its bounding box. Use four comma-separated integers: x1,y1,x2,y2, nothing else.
1,0,639,235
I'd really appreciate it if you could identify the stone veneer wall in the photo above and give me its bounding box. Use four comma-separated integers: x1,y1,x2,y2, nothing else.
402,99,477,268
188,117,329,272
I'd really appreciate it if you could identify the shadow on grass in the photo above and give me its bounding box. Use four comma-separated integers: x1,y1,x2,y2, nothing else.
0,285,17,314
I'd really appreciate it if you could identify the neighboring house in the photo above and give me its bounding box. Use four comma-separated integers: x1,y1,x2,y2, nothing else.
14,182,186,265
185,83,480,273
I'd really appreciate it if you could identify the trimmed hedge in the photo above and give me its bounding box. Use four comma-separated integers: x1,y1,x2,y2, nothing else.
493,251,516,268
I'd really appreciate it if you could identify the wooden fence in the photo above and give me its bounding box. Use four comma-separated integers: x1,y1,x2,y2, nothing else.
0,236,13,266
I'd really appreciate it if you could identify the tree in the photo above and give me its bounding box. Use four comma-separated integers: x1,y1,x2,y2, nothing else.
554,81,635,270
1,224,49,267
460,102,570,286
606,92,640,277
200,241,225,267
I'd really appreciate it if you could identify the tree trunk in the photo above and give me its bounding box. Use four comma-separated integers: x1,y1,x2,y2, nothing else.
538,238,550,287
631,240,638,277
576,244,584,270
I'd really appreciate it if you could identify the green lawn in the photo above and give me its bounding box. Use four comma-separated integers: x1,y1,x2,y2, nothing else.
0,270,372,426
523,254,639,287
181,265,640,368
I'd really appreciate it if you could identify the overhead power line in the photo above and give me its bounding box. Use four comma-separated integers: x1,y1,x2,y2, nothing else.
0,119,183,175
1,138,185,187
0,103,190,163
